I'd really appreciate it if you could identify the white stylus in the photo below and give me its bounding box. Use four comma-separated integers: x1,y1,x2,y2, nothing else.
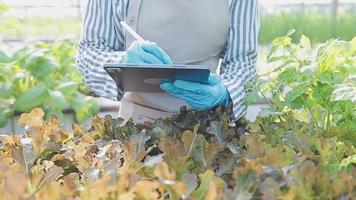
120,21,145,42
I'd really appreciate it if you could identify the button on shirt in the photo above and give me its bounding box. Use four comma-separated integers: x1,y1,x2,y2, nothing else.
76,0,260,121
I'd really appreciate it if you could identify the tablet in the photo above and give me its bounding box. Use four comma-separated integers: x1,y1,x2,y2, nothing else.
104,64,211,93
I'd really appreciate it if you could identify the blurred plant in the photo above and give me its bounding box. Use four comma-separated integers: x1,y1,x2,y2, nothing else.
0,17,82,39
259,12,356,45
1,12,355,45
0,1,17,36
0,2,10,30
246,30,356,141
0,40,99,127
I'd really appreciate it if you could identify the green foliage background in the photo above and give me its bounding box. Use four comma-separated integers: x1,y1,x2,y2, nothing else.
0,2,99,128
0,41,99,127
260,12,356,45
1,12,355,45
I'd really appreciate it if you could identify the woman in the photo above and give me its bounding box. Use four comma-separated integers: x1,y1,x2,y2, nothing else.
76,0,259,123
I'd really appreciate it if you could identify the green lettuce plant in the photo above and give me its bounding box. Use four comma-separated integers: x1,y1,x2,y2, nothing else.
246,30,356,140
0,40,99,127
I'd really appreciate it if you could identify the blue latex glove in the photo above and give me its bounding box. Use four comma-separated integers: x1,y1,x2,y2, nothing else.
160,74,229,110
121,41,173,64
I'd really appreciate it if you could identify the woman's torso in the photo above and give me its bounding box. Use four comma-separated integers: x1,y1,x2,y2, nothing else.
119,0,230,122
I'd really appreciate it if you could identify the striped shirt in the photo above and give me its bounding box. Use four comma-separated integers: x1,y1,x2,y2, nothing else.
76,0,260,121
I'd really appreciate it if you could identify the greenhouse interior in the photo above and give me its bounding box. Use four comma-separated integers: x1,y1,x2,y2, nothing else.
0,0,355,199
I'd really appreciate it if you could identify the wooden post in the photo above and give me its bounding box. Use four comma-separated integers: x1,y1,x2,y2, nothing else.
300,2,305,15
77,0,81,18
331,0,338,38
331,0,338,17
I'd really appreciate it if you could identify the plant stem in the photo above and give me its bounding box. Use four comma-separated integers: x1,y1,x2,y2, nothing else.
187,131,198,157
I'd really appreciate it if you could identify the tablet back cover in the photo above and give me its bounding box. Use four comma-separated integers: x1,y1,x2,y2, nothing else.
104,64,210,93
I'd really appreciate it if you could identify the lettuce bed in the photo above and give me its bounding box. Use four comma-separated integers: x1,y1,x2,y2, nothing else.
0,33,355,200
0,106,354,200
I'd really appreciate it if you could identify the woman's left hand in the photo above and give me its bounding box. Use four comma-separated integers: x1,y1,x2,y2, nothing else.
160,74,229,110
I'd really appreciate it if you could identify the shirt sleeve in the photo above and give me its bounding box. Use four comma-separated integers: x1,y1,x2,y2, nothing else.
76,0,128,101
220,0,260,121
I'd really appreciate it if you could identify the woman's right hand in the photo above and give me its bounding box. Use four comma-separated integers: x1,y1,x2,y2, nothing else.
121,41,173,64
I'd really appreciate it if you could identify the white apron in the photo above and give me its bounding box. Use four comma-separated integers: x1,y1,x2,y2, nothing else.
119,0,230,123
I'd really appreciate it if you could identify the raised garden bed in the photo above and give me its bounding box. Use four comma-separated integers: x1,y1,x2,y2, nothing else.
0,98,266,135
0,33,354,199
0,97,120,135
0,106,354,199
